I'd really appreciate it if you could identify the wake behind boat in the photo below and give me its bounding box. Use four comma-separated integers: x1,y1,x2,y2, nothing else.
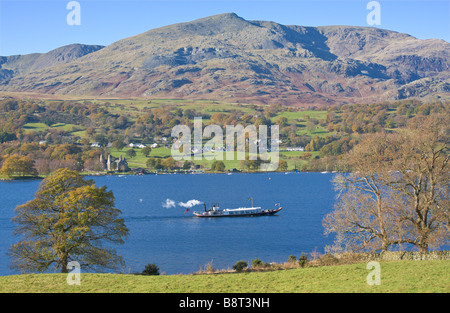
192,203,283,217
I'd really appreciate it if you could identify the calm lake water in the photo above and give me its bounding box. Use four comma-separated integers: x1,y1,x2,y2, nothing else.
0,172,337,275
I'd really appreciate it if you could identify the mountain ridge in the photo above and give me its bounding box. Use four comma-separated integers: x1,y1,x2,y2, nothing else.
1,13,449,106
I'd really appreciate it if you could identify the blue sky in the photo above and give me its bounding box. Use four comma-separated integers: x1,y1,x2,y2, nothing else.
0,0,449,56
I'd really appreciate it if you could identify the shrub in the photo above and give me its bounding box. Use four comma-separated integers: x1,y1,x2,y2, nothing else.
298,253,308,268
252,258,263,268
203,260,216,273
233,260,248,272
288,255,296,263
318,253,339,266
140,263,160,275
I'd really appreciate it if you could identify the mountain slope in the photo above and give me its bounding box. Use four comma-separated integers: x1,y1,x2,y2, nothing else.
1,13,449,106
0,43,104,84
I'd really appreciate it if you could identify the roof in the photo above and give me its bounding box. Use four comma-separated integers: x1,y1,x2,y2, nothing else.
224,207,262,212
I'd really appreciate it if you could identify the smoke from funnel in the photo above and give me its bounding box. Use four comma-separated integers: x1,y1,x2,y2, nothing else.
162,198,176,208
178,199,202,208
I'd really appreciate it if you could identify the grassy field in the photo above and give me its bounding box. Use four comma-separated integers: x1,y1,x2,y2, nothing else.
113,150,313,172
0,260,448,293
111,147,273,171
23,122,87,139
23,122,81,132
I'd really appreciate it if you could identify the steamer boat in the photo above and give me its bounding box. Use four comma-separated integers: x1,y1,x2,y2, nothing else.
192,202,282,218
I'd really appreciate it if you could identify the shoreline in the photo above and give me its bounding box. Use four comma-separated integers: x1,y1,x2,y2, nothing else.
1,250,448,278
0,169,338,181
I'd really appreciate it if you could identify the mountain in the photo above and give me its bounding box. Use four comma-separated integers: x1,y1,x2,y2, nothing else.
0,44,104,81
1,13,449,106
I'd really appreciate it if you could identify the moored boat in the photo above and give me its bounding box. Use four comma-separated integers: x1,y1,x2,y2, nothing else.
193,203,283,217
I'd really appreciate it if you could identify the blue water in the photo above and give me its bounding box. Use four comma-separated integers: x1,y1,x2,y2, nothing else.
0,172,337,275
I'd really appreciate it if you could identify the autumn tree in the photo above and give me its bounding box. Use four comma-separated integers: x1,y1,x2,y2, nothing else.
323,133,399,253
0,154,37,178
112,138,126,151
211,160,226,172
385,115,449,252
278,160,288,172
161,156,176,170
276,116,288,127
9,168,129,273
324,113,449,253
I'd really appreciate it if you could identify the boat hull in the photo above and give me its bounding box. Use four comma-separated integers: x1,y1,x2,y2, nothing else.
193,207,282,218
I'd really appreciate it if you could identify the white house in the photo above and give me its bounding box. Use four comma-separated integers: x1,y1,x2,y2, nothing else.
286,147,304,152
128,143,146,149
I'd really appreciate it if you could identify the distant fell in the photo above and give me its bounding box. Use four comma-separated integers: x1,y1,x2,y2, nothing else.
1,13,449,106
0,44,104,77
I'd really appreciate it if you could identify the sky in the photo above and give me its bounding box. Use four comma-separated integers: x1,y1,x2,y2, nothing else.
0,0,449,56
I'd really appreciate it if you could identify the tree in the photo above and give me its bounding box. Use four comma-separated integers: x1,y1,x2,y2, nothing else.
276,116,288,127
306,121,316,133
141,146,151,157
239,155,262,171
9,168,129,273
161,156,176,170
324,114,449,253
385,115,449,252
182,160,193,170
140,263,160,276
94,134,108,147
112,138,126,151
0,154,38,178
298,253,308,268
323,133,398,253
278,160,288,172
83,158,104,172
146,157,157,169
0,131,16,143
85,127,95,139
126,149,136,158
211,160,226,172
233,260,248,272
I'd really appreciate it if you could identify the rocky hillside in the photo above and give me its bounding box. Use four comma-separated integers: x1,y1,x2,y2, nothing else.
1,13,449,106
0,44,104,82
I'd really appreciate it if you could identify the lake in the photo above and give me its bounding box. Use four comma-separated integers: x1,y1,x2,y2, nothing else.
0,172,337,275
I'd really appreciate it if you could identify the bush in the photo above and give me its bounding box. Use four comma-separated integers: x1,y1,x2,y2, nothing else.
298,253,308,268
140,263,160,275
318,253,339,266
211,160,226,172
203,260,216,273
252,258,263,268
288,255,296,263
233,260,248,272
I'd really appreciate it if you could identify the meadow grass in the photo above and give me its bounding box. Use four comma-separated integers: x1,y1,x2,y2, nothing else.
271,110,327,123
0,260,448,293
22,122,86,139
110,148,281,171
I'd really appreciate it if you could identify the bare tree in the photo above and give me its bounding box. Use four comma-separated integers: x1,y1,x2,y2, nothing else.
386,115,449,252
324,133,400,253
324,113,449,253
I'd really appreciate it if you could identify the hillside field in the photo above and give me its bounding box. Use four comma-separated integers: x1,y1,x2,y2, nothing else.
0,260,448,293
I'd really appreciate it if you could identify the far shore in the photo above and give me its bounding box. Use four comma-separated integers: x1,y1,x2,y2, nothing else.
0,169,339,181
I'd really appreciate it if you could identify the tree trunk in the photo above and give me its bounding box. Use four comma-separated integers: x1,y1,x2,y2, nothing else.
60,255,69,273
418,245,428,254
